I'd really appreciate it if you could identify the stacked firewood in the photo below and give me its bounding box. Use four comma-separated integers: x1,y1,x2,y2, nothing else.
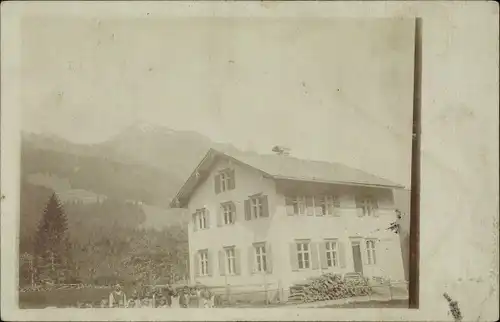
288,273,372,303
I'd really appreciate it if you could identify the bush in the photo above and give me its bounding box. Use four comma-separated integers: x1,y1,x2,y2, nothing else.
289,273,372,303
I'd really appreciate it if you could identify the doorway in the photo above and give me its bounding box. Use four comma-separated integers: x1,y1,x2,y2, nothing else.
351,241,363,275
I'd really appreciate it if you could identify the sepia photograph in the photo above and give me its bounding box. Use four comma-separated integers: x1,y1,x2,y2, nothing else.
12,14,416,311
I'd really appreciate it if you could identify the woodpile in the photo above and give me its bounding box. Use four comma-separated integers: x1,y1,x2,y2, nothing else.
288,273,372,304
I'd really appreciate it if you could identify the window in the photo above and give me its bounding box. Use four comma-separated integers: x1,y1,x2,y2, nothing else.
286,196,306,215
251,196,263,218
325,240,339,267
321,196,338,216
286,195,338,216
357,198,376,216
216,169,235,193
296,241,311,269
199,250,209,276
225,247,236,275
254,244,267,273
221,202,235,225
195,208,208,230
366,240,377,265
245,195,269,220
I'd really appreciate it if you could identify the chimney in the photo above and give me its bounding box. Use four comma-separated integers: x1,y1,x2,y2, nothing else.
272,145,291,156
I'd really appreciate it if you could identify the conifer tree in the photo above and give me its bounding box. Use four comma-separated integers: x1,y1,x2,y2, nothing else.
34,193,72,284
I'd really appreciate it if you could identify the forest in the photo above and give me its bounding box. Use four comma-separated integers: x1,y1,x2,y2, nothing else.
19,182,189,288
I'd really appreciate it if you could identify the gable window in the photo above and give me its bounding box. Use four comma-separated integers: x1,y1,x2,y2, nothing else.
198,250,209,276
225,247,236,275
221,202,235,225
296,241,311,269
366,240,377,265
254,244,267,273
215,169,235,194
195,208,208,230
325,240,339,267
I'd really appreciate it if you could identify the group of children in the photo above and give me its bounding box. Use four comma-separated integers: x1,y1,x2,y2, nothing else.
104,284,218,309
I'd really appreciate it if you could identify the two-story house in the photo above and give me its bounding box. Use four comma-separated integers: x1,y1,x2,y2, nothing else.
170,149,407,297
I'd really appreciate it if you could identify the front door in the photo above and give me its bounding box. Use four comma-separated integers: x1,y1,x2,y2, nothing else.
351,242,363,275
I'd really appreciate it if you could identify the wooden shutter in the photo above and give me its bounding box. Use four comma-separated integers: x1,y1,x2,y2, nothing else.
319,242,328,269
234,248,241,275
356,197,364,217
192,213,198,232
338,242,347,268
218,250,226,276
289,243,299,271
205,208,211,228
266,244,273,273
372,199,379,217
315,196,324,216
194,253,200,277
217,205,223,227
261,195,269,217
248,246,255,274
306,196,314,216
244,199,251,220
333,196,341,217
285,196,295,216
311,243,319,270
214,174,221,194
231,202,237,223
207,250,213,276
363,240,371,265
229,169,236,190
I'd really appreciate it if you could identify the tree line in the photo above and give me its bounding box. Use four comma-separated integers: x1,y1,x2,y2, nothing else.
19,189,189,288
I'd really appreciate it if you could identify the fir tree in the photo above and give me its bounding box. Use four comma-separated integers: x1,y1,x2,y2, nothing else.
34,193,72,284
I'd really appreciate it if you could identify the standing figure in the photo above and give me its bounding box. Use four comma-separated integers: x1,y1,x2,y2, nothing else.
201,287,213,308
179,286,189,308
109,284,127,308
164,284,174,307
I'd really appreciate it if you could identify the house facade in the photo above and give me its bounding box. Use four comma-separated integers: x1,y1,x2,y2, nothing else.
170,149,406,296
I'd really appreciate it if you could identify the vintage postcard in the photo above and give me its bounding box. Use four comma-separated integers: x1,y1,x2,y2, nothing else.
1,1,498,322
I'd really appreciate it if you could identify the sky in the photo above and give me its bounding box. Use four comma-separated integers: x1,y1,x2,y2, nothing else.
21,17,415,187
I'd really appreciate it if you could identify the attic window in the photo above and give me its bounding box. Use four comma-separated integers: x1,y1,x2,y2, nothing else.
215,169,235,194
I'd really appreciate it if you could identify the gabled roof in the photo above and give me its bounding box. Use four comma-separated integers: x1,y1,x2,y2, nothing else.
170,148,404,208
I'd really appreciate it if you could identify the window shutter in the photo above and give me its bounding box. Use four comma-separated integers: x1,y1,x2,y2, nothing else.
266,244,273,274
248,246,255,274
306,196,314,216
217,205,223,227
372,199,379,217
231,202,237,223
214,174,221,194
338,242,346,268
261,195,269,217
285,196,295,216
244,199,251,220
194,253,200,277
218,250,226,276
207,250,213,276
229,169,236,190
234,248,241,275
205,209,211,228
289,243,299,271
333,197,341,217
192,213,198,232
315,197,324,216
311,243,319,270
319,242,328,269
363,241,370,265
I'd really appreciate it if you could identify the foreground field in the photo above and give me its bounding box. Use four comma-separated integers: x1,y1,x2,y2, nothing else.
19,288,113,309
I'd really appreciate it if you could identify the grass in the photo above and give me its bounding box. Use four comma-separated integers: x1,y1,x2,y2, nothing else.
19,287,112,309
